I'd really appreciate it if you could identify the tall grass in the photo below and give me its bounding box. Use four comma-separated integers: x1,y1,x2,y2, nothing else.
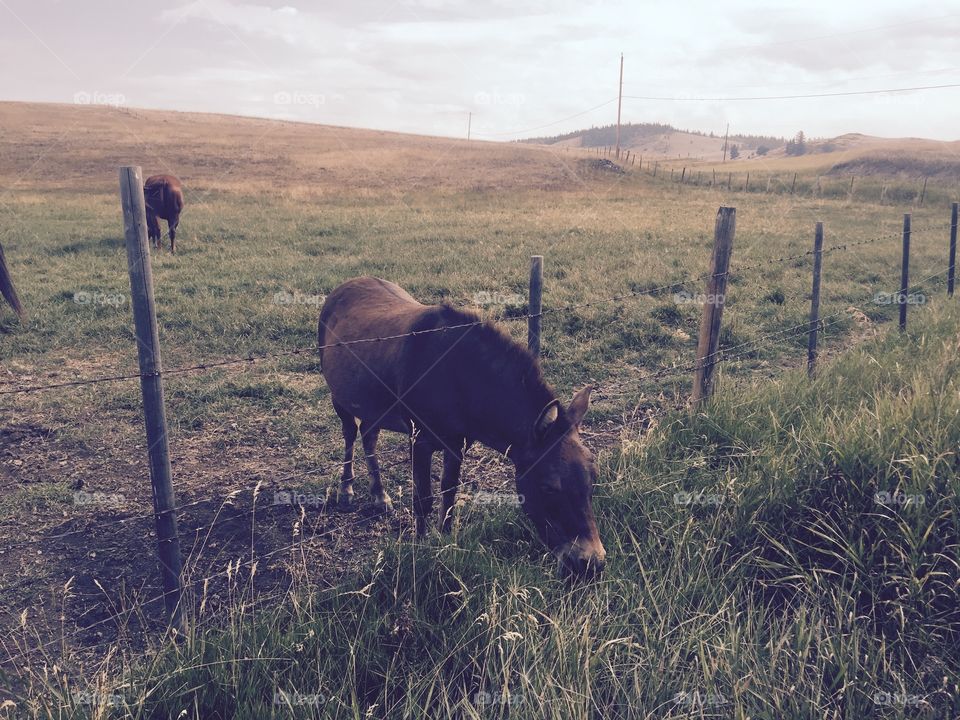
11,303,960,719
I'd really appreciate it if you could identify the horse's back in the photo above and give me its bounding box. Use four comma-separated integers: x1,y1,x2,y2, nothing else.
319,277,428,429
144,175,183,219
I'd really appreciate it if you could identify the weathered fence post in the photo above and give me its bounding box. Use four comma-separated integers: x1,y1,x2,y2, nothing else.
919,177,928,206
900,213,911,331
791,173,797,194
528,255,543,357
949,202,958,297
653,162,658,178
692,207,736,405
119,166,184,632
807,222,824,377
681,167,686,183
727,172,732,190
745,173,750,192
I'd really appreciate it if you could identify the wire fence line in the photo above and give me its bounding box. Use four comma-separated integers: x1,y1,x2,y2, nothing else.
1,257,952,559
1,219,950,396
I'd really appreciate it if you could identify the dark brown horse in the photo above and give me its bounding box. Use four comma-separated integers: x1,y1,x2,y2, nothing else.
0,241,24,319
144,175,184,253
318,277,606,577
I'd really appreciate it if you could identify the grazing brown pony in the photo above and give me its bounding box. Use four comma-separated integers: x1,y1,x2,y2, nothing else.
318,277,606,578
143,175,184,253
0,241,24,319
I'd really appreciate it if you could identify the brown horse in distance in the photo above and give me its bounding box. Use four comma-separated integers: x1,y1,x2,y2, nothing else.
318,277,606,578
144,175,184,253
0,241,24,319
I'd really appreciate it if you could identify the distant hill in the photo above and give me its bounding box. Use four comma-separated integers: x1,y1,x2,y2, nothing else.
520,123,785,162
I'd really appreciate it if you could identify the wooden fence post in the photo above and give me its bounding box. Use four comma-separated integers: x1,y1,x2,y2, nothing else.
791,173,797,194
681,167,686,183
900,213,911,331
528,255,543,357
919,177,928,206
744,173,750,192
692,207,736,405
119,166,184,632
653,162,658,178
807,222,824,377
727,172,732,190
949,202,958,297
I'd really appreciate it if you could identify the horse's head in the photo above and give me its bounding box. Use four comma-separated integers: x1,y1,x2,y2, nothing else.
511,386,606,579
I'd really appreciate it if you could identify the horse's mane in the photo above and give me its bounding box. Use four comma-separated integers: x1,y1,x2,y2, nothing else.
435,303,558,413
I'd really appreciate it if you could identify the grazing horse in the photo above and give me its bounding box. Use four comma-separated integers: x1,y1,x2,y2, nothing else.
143,175,184,253
318,277,606,578
0,241,24,319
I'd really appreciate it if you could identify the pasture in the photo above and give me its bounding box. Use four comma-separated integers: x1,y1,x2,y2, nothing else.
1,103,958,718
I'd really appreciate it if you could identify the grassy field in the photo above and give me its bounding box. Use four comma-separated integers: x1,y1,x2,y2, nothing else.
1,103,959,717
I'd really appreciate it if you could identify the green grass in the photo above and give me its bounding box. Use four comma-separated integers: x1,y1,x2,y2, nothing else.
3,156,959,718
10,300,960,719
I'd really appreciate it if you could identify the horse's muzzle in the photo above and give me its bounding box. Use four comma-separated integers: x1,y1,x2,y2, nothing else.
556,538,607,579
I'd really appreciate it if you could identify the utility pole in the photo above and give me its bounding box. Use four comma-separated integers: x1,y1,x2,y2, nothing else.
467,111,472,141
722,123,729,163
615,53,624,159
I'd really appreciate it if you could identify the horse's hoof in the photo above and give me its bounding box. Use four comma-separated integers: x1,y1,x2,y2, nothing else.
373,495,394,514
339,490,355,509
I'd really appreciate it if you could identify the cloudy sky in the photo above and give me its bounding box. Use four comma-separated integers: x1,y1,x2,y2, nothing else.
2,0,959,141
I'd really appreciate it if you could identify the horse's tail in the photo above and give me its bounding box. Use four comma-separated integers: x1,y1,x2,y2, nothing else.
0,241,24,319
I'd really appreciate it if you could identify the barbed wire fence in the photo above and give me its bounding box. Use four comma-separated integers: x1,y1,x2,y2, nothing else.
1,183,958,673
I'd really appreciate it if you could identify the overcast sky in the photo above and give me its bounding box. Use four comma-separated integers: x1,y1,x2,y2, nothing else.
2,0,959,141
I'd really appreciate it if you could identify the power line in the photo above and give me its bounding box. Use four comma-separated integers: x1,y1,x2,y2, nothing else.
623,82,960,102
470,98,616,138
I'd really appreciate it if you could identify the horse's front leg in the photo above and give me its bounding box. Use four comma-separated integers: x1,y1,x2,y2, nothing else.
440,443,465,533
411,439,434,537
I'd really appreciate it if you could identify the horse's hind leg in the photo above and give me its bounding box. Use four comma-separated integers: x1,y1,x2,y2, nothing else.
334,403,358,507
168,217,178,254
146,211,161,248
440,443,465,534
359,421,393,513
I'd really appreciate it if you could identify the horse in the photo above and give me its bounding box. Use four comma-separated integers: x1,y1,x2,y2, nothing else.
0,241,24,319
318,277,606,578
143,175,184,253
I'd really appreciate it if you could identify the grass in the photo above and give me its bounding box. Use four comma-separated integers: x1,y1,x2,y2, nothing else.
10,300,959,719
2,103,960,718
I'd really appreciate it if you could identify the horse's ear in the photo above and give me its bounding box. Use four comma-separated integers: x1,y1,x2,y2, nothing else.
533,400,561,440
567,386,592,428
